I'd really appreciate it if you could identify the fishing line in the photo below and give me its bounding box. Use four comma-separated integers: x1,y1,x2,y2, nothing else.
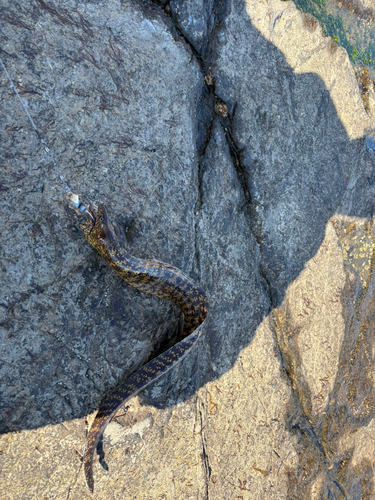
0,56,90,215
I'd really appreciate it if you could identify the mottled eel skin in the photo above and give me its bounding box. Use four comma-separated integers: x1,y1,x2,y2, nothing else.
80,204,208,492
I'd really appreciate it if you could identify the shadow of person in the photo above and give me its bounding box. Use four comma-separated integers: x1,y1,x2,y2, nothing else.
1,0,375,497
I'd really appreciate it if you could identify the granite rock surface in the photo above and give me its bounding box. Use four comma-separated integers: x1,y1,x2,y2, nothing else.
1,0,375,498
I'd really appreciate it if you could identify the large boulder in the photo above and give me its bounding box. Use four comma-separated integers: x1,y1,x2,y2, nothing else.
1,0,375,498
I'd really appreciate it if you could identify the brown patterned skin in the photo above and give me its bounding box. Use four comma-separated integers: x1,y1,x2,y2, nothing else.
80,204,208,492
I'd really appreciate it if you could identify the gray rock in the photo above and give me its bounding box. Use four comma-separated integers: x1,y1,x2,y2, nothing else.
342,0,375,20
1,0,375,498
169,0,214,57
0,0,202,439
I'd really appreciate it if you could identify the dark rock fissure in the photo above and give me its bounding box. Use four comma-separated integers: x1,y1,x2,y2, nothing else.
163,5,359,496
199,405,211,499
161,0,275,311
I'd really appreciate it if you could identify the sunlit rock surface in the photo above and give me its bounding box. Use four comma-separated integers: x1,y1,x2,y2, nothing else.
1,0,375,498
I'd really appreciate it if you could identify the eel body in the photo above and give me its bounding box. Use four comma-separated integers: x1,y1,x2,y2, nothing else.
80,204,208,492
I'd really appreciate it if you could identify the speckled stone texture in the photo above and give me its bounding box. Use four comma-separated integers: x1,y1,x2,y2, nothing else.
1,0,375,498
339,0,375,21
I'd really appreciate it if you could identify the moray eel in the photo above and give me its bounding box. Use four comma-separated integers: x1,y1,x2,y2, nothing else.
80,204,208,492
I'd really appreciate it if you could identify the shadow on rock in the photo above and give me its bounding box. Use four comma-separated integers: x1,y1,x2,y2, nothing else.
1,0,375,497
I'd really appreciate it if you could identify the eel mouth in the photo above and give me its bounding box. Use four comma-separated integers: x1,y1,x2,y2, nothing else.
80,203,115,246
88,204,98,224
80,204,98,235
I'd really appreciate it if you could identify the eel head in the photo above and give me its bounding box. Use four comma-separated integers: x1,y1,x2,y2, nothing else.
80,203,118,256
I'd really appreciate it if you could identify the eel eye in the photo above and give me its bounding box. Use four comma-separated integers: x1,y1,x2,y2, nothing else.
99,217,104,223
